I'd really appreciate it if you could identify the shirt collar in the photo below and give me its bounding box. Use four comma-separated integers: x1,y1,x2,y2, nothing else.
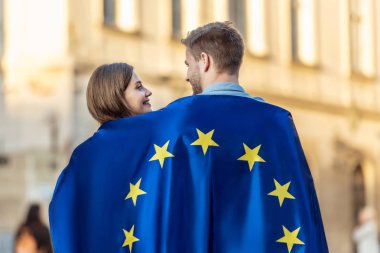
202,82,246,94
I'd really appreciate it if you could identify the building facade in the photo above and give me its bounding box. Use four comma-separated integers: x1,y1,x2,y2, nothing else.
0,0,379,252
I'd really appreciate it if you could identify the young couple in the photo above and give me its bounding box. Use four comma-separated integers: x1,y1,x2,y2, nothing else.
50,22,329,253
87,21,252,124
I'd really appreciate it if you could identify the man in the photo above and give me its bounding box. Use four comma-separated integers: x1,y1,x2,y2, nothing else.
50,22,328,253
179,21,329,252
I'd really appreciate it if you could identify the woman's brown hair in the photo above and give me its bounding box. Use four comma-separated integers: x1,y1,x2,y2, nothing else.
86,63,134,124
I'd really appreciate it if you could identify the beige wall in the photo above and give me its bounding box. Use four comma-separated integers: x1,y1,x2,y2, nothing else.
0,0,379,252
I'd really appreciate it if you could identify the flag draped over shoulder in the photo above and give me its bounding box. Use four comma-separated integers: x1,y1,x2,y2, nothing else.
49,95,329,253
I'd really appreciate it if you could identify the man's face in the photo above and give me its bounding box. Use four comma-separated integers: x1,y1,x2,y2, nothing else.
185,49,202,95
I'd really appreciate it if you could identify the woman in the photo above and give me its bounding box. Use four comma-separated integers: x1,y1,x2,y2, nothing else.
14,204,53,253
86,62,153,124
50,62,154,253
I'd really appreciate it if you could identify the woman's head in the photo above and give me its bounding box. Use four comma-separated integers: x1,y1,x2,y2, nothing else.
86,63,152,124
25,203,42,226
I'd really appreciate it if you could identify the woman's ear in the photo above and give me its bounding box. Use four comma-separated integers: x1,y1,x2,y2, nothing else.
200,52,210,72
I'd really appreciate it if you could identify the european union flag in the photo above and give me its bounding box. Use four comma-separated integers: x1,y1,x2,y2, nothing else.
49,95,329,253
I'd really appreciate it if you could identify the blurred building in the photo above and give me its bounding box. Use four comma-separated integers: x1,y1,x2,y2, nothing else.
0,0,379,252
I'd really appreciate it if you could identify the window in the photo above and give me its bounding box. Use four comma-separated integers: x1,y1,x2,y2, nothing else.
349,0,376,77
290,0,318,66
229,0,245,37
211,0,228,22
0,0,3,145
104,0,116,26
103,0,139,33
0,0,3,55
246,0,269,57
172,0,200,38
172,0,182,38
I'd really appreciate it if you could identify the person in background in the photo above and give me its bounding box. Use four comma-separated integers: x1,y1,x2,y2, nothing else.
353,206,380,253
14,203,52,253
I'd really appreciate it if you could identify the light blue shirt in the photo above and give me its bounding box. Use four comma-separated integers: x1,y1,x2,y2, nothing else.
201,82,264,101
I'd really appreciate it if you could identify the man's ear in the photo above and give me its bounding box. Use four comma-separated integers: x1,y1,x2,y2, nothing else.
200,52,210,72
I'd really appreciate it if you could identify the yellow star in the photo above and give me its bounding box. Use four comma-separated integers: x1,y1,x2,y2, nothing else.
276,226,305,253
125,178,147,206
122,225,139,252
149,140,174,168
268,179,295,207
237,143,265,171
191,128,219,155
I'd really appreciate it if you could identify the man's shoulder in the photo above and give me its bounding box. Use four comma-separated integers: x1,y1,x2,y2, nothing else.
165,95,290,116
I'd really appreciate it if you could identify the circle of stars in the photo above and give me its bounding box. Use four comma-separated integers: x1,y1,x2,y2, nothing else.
120,127,305,253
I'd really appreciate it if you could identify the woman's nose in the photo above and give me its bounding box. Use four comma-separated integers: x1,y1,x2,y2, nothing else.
146,89,152,97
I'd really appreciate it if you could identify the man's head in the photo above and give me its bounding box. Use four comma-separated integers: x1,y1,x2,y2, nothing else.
181,21,244,94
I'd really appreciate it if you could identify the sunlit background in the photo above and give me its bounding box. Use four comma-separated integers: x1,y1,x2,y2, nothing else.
0,0,380,252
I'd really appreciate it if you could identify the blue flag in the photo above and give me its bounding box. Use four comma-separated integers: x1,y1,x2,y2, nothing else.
49,95,329,253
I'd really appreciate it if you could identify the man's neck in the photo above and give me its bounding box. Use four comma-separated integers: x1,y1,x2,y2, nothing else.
202,74,239,91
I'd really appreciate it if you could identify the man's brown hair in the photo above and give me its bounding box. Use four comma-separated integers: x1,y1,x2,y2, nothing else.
181,21,244,74
86,63,134,124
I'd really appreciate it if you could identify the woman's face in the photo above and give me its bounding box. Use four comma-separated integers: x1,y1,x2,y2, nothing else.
124,71,152,115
